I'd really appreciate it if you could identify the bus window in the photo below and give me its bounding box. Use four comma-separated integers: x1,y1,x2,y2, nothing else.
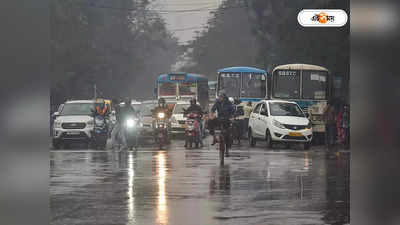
302,71,328,100
219,73,240,97
179,82,196,96
159,83,176,96
273,70,300,99
242,73,266,98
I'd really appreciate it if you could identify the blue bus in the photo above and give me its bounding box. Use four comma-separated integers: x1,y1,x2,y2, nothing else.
216,67,268,102
156,72,209,111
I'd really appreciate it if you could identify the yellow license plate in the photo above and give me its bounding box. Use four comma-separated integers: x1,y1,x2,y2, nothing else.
289,132,302,137
181,124,186,128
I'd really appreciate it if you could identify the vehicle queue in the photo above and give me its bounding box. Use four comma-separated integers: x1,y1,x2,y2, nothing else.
51,64,349,154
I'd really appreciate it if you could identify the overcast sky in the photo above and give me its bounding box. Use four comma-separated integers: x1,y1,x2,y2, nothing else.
154,0,223,44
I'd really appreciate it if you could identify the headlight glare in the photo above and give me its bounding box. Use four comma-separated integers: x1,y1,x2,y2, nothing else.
158,112,165,119
126,118,136,128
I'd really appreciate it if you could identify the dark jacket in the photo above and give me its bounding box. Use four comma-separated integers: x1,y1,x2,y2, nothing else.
185,104,203,118
211,97,235,119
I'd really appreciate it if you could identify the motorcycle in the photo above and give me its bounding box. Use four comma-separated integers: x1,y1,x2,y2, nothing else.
122,115,139,150
154,111,168,149
185,112,201,149
92,115,108,150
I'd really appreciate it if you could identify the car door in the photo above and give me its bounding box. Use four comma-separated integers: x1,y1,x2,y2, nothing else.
258,103,270,139
250,103,262,137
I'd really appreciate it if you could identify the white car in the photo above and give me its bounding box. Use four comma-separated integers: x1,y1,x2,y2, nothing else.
52,100,96,149
170,101,191,136
248,100,313,149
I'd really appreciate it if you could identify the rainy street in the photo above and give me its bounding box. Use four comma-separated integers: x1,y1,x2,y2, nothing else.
50,137,350,225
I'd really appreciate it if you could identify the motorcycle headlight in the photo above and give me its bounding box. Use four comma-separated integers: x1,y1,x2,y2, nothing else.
126,118,136,128
272,120,286,129
158,112,165,119
54,121,61,128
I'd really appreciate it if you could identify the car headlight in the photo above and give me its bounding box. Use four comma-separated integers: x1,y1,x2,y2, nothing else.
272,120,286,129
87,120,94,127
126,118,136,128
158,112,165,119
54,121,61,128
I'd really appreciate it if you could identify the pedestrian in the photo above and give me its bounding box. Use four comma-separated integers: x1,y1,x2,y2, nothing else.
342,104,350,149
323,101,337,150
242,101,252,136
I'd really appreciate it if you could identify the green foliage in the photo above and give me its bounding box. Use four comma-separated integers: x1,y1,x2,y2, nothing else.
51,0,179,106
182,0,349,82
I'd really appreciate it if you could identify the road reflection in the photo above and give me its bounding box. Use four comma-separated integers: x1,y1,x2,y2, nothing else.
127,153,135,221
157,152,168,225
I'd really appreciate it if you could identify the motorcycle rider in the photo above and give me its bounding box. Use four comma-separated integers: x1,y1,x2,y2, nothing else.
184,98,204,148
111,98,126,150
209,91,235,145
152,98,170,142
120,98,138,149
152,98,170,119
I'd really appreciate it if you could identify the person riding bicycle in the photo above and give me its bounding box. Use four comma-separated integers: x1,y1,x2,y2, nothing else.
209,91,235,145
184,98,204,148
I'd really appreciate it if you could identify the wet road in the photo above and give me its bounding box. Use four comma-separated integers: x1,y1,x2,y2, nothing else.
50,137,350,225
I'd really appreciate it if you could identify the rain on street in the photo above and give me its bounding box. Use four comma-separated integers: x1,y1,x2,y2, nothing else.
50,137,349,225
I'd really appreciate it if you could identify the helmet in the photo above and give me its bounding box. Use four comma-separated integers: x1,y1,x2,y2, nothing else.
190,98,196,105
158,98,166,105
228,97,234,104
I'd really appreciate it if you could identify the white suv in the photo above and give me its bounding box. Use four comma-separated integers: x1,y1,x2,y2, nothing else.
248,100,313,149
52,100,96,149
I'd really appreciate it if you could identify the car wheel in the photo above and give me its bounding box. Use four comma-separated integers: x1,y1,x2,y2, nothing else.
265,130,273,149
248,129,256,147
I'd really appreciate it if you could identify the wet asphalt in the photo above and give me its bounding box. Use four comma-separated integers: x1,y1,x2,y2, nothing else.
50,137,350,225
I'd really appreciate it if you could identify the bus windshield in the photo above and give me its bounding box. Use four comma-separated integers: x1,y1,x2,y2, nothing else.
179,82,196,96
219,73,240,97
140,103,156,116
60,103,94,116
273,70,300,99
302,70,328,99
159,82,176,96
242,73,266,98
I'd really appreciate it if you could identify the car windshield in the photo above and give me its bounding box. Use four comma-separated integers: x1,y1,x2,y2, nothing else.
219,73,241,97
302,70,328,99
60,103,94,116
140,103,156,116
269,102,305,117
242,73,266,98
273,70,300,98
173,104,190,114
